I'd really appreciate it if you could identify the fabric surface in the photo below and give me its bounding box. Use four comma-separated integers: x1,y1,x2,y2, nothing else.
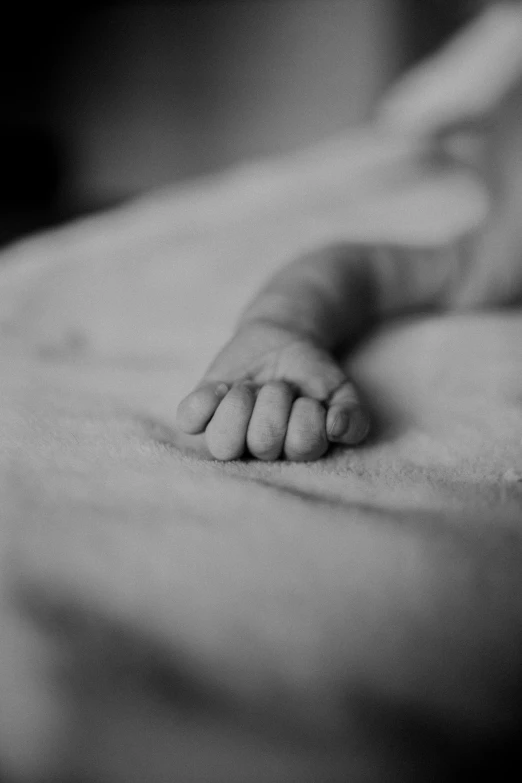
2,128,522,782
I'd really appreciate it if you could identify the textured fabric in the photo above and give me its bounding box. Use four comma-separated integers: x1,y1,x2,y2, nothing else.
1,129,522,782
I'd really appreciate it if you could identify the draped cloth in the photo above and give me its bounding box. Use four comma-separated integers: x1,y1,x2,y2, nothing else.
2,128,522,781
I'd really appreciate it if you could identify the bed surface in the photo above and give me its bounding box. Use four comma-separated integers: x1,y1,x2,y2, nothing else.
2,129,522,782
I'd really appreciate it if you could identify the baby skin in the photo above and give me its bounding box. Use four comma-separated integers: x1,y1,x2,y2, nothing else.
176,241,470,461
177,3,522,462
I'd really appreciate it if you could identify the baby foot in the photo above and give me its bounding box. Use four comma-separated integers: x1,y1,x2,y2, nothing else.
176,322,369,461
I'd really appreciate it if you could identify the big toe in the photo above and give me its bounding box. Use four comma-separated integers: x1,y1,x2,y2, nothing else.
326,381,370,446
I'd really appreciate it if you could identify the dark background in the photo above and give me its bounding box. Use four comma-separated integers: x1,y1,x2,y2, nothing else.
0,1,472,245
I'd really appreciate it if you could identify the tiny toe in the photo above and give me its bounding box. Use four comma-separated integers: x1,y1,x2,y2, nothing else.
326,380,370,445
247,381,294,460
326,404,370,445
206,383,256,460
176,382,229,434
284,398,328,462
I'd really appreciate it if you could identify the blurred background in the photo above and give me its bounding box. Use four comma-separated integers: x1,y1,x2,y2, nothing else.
0,0,476,245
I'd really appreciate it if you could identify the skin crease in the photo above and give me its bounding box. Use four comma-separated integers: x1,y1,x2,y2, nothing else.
176,1,522,464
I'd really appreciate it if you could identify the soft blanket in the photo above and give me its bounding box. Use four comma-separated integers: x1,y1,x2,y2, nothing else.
2,129,522,782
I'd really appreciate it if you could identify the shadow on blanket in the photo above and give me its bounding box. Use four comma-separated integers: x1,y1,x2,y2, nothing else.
3,521,522,783
3,452,522,782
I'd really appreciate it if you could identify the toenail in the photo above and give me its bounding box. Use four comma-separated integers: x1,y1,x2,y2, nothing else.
328,410,350,438
329,407,370,443
214,383,229,398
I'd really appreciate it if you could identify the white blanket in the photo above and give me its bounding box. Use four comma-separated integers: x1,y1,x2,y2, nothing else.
2,129,522,782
